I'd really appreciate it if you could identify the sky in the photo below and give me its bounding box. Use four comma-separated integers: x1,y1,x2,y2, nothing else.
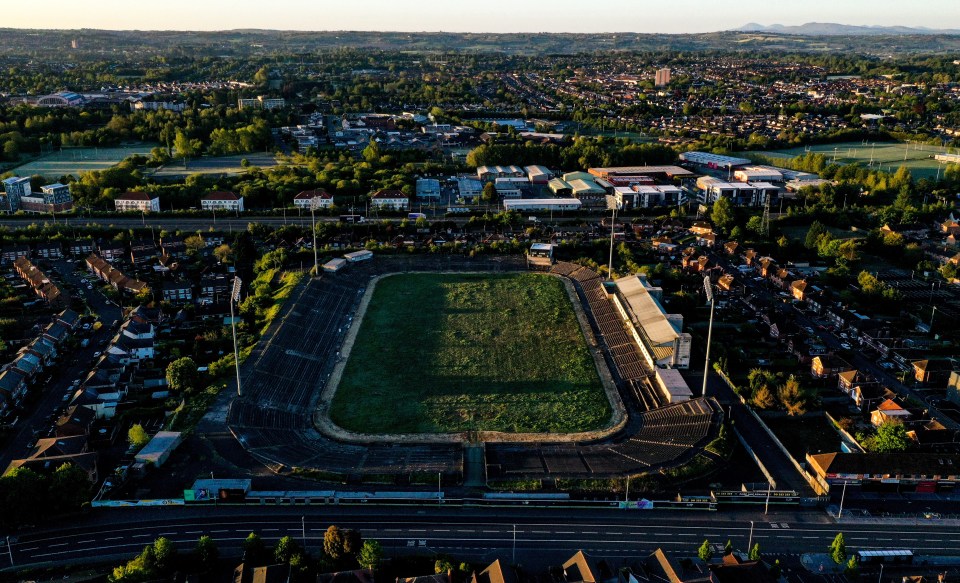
5,0,960,33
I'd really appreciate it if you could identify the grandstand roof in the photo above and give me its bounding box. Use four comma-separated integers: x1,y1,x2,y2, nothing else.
614,276,680,347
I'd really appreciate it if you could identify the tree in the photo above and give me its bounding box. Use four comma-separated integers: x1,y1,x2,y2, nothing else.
724,539,733,555
435,558,454,574
358,540,383,570
214,244,233,264
746,215,765,236
778,375,808,416
844,556,859,577
829,532,846,564
127,424,150,449
481,181,497,204
872,421,910,453
343,529,362,556
748,543,761,561
274,536,302,564
152,537,178,574
173,130,201,164
242,532,268,566
185,235,205,255
323,525,345,560
805,221,827,250
751,384,776,410
166,357,199,393
697,539,713,562
710,196,734,232
362,138,381,163
50,463,92,513
254,65,272,86
195,536,219,573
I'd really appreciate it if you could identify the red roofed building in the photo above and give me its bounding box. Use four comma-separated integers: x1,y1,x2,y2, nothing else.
114,191,159,212
201,191,243,212
294,189,334,209
370,189,409,211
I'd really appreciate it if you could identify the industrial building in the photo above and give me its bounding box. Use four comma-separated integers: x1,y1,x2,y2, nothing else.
502,198,582,212
614,184,684,210
494,177,528,199
457,177,483,202
679,151,752,171
696,177,777,207
476,165,524,182
525,165,556,184
588,165,695,185
415,178,441,199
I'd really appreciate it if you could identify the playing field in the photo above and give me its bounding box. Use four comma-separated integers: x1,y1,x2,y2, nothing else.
330,272,610,434
149,153,280,179
10,145,157,178
748,141,957,179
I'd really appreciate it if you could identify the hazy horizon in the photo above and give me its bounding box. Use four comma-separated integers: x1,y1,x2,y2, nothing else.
5,0,959,34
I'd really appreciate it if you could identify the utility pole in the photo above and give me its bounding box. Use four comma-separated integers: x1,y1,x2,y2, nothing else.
230,277,243,397
302,516,307,550
702,276,716,397
5,536,13,567
512,524,516,565
310,197,320,276
747,520,754,552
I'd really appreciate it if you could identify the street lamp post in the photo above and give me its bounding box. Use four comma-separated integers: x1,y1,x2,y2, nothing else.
302,516,307,550
702,276,716,397
747,520,754,552
512,524,517,564
230,277,243,397
838,480,850,519
5,536,13,567
310,197,320,276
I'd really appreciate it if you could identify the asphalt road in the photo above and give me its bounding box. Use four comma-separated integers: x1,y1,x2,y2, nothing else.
0,259,123,472
1,506,957,572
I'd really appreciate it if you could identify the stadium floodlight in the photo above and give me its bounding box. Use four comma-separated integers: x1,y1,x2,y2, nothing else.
231,276,242,396
310,196,321,276
607,206,617,281
702,276,715,398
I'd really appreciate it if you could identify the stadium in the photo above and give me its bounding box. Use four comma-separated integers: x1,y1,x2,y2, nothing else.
225,255,722,485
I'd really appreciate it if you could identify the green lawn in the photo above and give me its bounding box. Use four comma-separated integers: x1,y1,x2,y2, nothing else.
747,141,956,179
330,272,609,434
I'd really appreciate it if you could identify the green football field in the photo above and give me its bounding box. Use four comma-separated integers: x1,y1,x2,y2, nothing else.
748,141,957,179
330,272,610,434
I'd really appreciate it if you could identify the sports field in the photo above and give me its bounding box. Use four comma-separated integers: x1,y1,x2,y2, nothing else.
10,145,157,178
150,153,279,179
749,141,957,179
330,272,609,434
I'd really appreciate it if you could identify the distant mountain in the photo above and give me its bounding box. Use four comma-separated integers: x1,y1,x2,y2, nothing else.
737,22,960,36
